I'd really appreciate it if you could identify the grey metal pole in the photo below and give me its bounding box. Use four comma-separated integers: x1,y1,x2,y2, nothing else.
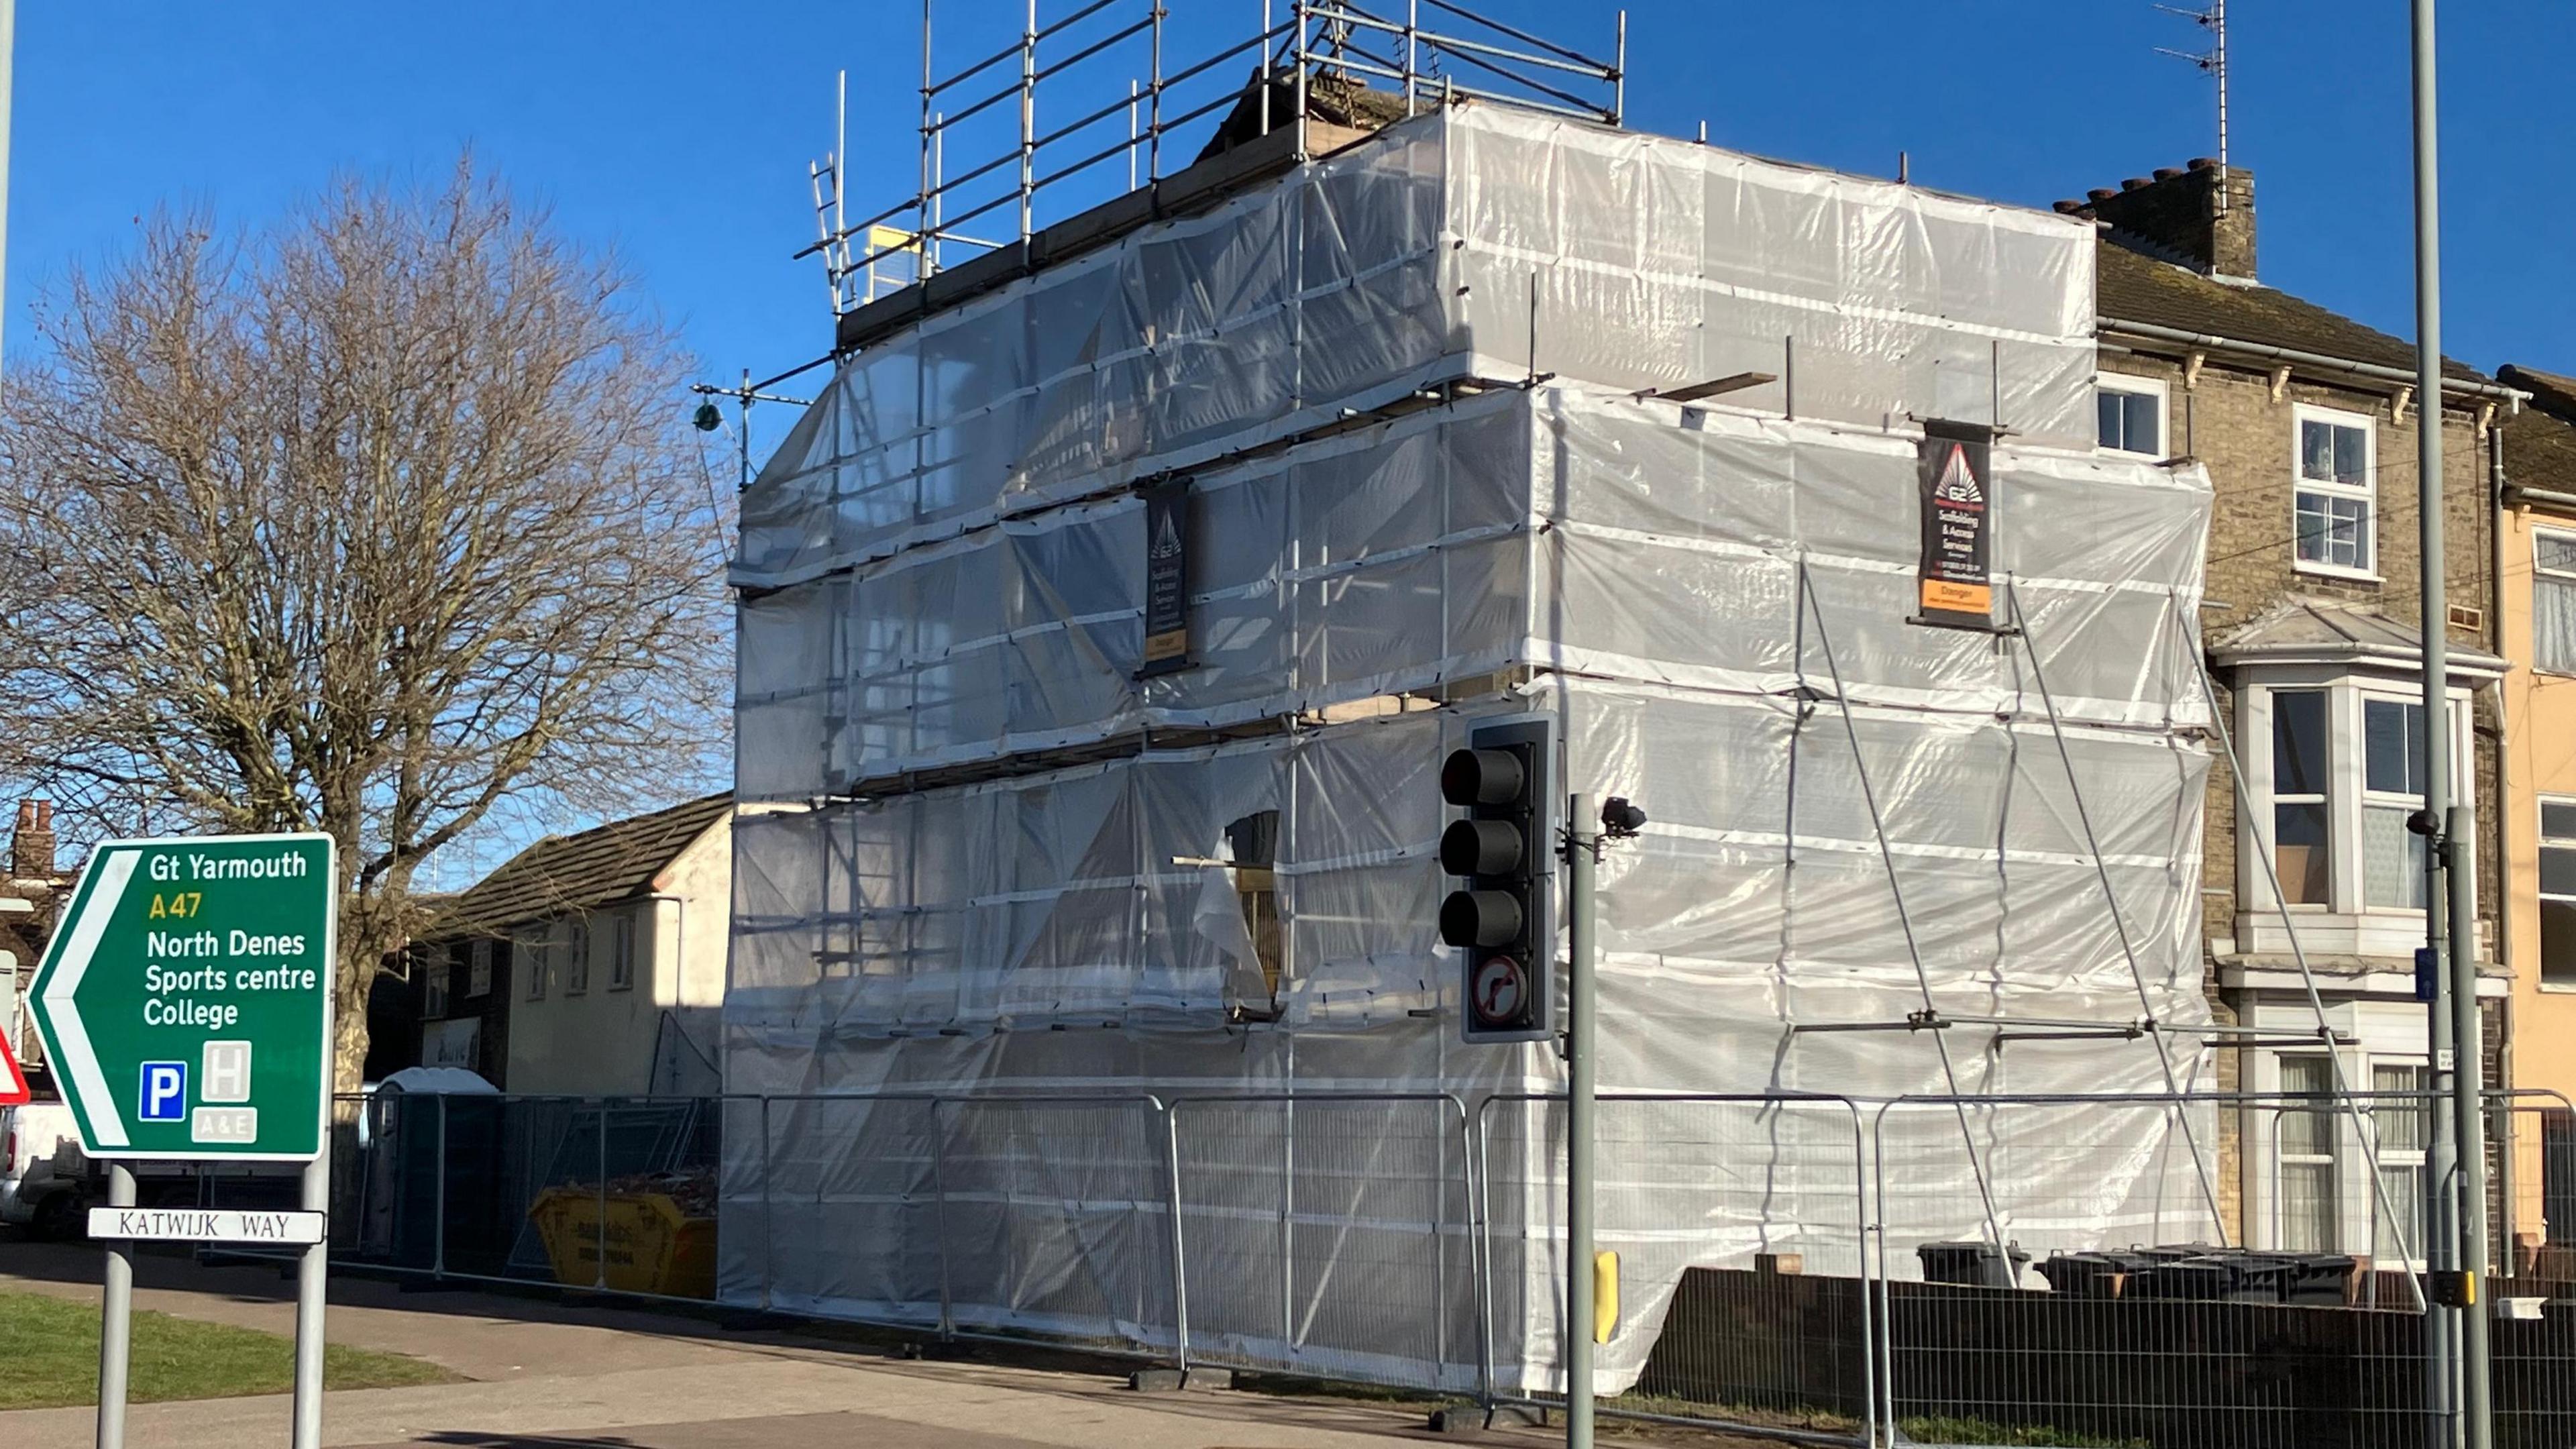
97,1163,134,1449
1564,792,1598,1449
2449,797,2493,1442
0,0,15,374
2406,3,2486,1444
290,1142,331,1449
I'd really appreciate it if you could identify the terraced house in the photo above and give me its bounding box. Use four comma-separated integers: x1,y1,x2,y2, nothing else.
2065,158,2522,1263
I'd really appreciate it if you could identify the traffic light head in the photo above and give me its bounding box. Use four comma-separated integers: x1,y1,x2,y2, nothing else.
1439,716,1555,1044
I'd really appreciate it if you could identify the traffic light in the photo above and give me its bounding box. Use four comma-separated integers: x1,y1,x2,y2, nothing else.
1441,716,1555,1044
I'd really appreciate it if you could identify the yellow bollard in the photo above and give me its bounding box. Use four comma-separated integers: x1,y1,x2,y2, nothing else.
1593,1250,1619,1344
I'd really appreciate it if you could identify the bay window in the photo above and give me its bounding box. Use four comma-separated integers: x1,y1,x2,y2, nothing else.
2241,674,2473,957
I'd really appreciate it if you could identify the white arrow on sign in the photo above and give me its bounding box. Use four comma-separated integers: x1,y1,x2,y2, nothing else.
42,849,138,1148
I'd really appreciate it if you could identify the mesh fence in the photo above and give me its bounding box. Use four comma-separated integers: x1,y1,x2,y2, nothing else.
1481,1093,1872,1444
232,1085,2576,1447
1168,1095,1479,1390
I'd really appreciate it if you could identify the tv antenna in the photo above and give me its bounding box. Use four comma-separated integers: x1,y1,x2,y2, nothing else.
2154,0,2229,212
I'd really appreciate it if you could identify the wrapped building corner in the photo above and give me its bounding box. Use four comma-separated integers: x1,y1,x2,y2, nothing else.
724,101,2222,1394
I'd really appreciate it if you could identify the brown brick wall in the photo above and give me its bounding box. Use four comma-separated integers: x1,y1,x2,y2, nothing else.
2099,352,2503,971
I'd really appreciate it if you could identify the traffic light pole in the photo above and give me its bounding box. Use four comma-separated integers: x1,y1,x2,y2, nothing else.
1564,792,1598,1449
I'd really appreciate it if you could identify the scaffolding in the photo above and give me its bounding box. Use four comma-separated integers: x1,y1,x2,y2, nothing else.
797,1,1625,315
722,14,2431,1395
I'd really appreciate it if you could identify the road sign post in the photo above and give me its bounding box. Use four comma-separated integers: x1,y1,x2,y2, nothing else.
28,832,337,1449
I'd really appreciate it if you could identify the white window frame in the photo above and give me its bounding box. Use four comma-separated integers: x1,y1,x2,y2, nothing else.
2357,694,2430,913
2539,795,2576,991
2247,1026,2435,1268
2533,527,2576,676
2239,673,2473,959
608,910,636,991
2095,372,2169,458
468,938,493,999
2365,1061,2432,1265
2292,402,2379,580
520,930,549,1002
565,918,590,996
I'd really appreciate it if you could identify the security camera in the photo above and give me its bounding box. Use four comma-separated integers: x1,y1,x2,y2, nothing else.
1601,797,1647,839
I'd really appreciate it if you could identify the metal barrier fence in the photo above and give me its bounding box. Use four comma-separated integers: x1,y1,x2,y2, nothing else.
189,1086,2576,1448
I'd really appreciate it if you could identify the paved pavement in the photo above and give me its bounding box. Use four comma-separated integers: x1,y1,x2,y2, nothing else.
0,1239,1539,1449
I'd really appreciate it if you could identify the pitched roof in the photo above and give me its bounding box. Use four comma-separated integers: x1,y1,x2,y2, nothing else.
2210,597,2505,676
2500,364,2576,425
431,794,731,938
2096,239,2485,383
2500,395,2576,497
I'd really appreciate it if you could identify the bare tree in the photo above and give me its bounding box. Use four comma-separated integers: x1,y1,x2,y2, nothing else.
0,162,729,1089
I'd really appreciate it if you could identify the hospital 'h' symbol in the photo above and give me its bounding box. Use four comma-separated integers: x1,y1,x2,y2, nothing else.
139,1061,187,1122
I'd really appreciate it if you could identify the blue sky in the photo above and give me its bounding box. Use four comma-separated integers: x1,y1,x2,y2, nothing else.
13,1,2574,437
8,2,2570,871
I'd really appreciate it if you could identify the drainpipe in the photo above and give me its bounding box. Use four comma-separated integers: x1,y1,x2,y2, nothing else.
2489,424,2518,1270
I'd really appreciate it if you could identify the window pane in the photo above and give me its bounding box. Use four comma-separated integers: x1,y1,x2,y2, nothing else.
2282,1161,2338,1252
2542,845,2576,898
2543,900,2576,987
2365,804,2428,908
2540,533,2576,576
2119,392,2159,453
2377,1163,2424,1261
2302,419,2335,482
2545,803,2576,843
2273,690,2328,795
2097,390,2123,450
2540,577,2576,674
2333,425,2367,486
2365,699,2425,795
2373,1064,2429,1152
2275,802,2330,904
2296,492,2373,570
2283,1101,2335,1155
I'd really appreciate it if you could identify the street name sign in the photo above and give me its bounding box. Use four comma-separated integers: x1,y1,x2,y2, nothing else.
30,833,335,1161
87,1208,327,1246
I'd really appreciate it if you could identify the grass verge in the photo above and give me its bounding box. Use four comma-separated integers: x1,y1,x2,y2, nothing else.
0,1289,458,1410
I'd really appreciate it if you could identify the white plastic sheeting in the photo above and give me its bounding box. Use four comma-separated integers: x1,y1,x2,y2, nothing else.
732,103,2098,592
725,98,2215,1398
737,388,2206,800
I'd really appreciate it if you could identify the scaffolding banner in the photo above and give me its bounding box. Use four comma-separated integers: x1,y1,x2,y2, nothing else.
1138,480,1191,678
1915,420,1998,631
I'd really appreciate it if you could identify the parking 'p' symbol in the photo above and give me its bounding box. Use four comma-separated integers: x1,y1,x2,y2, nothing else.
139,1061,186,1122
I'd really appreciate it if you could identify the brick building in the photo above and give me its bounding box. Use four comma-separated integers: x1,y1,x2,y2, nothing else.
2066,160,2522,1260
2488,363,2576,1269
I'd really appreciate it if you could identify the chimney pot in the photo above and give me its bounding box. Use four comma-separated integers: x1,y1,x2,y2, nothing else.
2088,188,2119,203
2052,199,2086,215
14,797,56,879
2082,159,2255,278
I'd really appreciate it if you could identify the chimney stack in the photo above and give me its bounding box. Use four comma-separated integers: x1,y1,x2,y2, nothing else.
2064,158,2256,280
13,800,55,879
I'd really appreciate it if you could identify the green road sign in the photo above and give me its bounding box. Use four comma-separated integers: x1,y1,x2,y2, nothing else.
30,833,336,1162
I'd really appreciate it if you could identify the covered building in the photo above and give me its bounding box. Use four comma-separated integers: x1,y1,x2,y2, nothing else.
724,59,2223,1393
